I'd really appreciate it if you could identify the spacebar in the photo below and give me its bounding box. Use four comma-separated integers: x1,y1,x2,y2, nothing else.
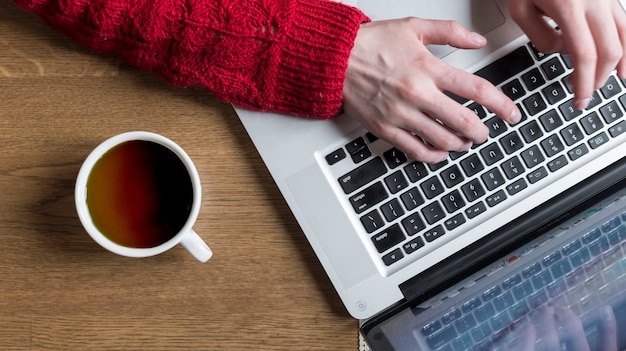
474,46,534,86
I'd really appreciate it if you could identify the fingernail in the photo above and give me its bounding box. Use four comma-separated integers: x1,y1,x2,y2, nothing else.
575,98,590,111
470,32,486,45
437,153,449,163
510,107,522,124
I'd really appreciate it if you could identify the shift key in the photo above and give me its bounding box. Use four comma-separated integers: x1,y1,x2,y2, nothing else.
338,157,387,194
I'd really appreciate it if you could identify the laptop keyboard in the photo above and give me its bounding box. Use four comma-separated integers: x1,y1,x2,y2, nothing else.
319,42,626,274
419,210,626,351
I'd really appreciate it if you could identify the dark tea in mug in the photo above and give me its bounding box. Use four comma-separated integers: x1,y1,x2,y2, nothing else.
85,140,194,248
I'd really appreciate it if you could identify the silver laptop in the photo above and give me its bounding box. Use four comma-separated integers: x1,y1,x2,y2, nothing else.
234,0,626,334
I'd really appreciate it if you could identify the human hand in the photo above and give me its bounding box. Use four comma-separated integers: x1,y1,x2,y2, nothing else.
343,18,522,164
508,0,626,111
494,305,617,351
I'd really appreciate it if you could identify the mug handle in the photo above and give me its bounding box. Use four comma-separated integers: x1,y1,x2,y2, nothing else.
181,230,213,263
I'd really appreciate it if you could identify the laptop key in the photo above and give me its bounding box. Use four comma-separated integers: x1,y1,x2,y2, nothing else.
505,178,526,196
325,148,346,165
486,117,508,138
460,153,484,177
567,144,589,161
481,168,505,191
500,131,524,154
426,324,458,350
475,302,496,323
442,308,462,325
465,201,487,219
586,91,603,110
540,134,565,157
539,109,563,132
444,213,466,231
346,137,371,163
560,123,584,145
559,99,583,121
580,111,604,135
461,179,486,202
547,155,568,172
588,132,609,149
501,156,525,180
502,274,522,290
338,156,387,194
609,120,626,137
521,67,546,91
442,190,466,214
475,46,534,87
601,76,622,99
523,92,547,116
486,190,507,207
467,102,487,119
382,248,404,266
360,210,384,234
401,212,426,236
384,170,408,194
502,79,526,101
455,314,477,334
349,181,388,214
542,81,567,105
422,202,446,225
383,147,407,169
403,237,425,254
421,176,445,199
404,161,429,183
521,145,545,168
520,120,544,143
600,101,623,124
400,187,424,211
380,198,405,221
371,224,405,253
423,225,445,242
494,291,515,311
440,165,465,188
540,56,566,80
421,320,442,337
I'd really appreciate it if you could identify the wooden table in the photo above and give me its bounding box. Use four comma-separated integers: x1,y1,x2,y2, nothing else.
0,3,357,350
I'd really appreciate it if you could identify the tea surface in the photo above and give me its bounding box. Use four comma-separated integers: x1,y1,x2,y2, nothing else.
86,140,193,248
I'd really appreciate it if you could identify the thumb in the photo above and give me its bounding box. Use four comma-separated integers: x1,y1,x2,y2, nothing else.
415,19,487,49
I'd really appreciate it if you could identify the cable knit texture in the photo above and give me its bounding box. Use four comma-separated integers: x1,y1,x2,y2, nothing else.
13,0,370,118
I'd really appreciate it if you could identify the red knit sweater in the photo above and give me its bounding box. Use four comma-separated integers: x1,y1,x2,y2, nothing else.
13,0,369,119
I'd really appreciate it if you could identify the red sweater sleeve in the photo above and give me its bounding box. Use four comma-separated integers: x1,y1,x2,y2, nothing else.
13,0,370,119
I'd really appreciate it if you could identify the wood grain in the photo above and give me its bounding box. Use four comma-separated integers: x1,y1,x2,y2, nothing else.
0,2,357,350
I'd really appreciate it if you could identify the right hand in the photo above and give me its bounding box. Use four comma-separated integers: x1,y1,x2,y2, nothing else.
343,17,522,164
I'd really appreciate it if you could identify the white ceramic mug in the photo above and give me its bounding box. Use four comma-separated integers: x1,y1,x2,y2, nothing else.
75,131,212,262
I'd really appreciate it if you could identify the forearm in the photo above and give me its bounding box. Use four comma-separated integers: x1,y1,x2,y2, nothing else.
13,0,369,118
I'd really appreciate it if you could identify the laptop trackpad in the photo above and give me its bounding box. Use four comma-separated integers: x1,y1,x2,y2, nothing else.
355,0,506,58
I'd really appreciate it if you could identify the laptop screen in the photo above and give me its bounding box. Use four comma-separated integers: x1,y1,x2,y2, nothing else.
362,157,626,350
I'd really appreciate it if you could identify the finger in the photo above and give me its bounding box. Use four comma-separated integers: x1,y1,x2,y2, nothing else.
379,126,449,163
417,92,489,144
409,18,488,49
508,0,563,53
529,306,561,351
551,7,597,110
439,67,522,125
389,104,474,153
555,307,591,351
612,0,626,78
585,2,622,89
597,306,618,351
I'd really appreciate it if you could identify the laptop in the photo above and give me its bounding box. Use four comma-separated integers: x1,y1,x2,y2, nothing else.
233,0,626,348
